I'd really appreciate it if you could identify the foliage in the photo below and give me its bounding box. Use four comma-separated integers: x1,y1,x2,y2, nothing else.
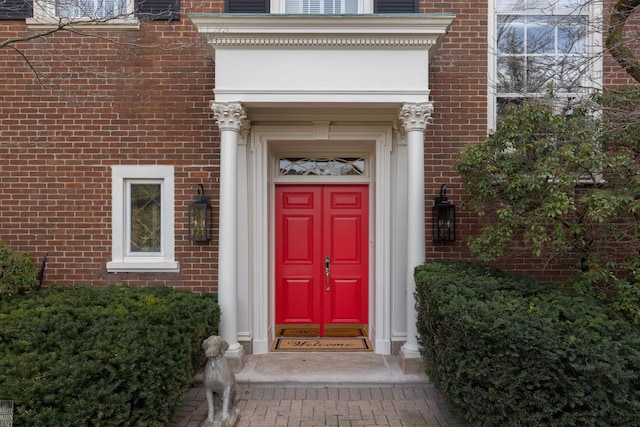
0,242,38,301
0,285,220,426
456,89,640,323
415,260,640,427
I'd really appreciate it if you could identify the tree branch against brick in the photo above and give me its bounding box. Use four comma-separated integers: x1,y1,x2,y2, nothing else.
0,0,207,87
606,0,640,83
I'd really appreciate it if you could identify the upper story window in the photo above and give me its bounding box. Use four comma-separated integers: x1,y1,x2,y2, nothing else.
224,0,417,14
24,0,177,28
54,0,129,18
489,0,602,128
282,0,360,13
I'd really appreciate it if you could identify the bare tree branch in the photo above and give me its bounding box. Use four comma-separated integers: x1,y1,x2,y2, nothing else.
606,0,640,82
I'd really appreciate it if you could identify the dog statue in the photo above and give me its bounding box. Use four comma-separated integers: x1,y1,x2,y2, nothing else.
200,336,239,427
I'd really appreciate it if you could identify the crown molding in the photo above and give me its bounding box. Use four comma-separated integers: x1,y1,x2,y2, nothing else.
189,14,455,48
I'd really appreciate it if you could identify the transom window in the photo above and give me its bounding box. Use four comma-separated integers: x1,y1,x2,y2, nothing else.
490,0,599,126
280,157,366,176
280,0,363,13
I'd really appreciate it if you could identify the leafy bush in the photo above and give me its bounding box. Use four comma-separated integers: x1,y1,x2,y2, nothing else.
0,242,38,300
0,285,220,426
456,91,640,324
416,261,640,426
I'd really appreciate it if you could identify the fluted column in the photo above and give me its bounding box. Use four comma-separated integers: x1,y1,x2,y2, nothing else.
210,101,247,369
398,102,433,371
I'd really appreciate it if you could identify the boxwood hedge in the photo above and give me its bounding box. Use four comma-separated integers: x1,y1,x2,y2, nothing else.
0,242,38,300
415,261,640,427
0,285,220,426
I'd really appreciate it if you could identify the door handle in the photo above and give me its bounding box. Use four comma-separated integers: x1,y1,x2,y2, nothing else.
325,256,330,292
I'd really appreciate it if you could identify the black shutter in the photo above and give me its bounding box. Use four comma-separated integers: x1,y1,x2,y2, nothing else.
136,0,180,20
374,0,417,13
225,0,269,13
0,0,32,19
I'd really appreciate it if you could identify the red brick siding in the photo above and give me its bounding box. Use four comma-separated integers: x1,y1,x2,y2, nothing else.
0,0,635,289
0,1,223,291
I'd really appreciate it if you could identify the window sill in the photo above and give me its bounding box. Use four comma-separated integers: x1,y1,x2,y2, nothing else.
106,260,180,273
26,17,140,30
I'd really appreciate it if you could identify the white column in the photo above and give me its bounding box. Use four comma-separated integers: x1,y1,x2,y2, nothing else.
210,101,247,368
398,102,433,370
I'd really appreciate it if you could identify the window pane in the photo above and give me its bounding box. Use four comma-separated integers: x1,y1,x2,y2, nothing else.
497,16,524,54
529,0,586,12
130,183,162,253
56,0,126,17
526,55,556,92
280,157,366,176
556,55,590,92
496,0,525,12
526,16,555,54
497,56,526,93
558,17,587,53
285,0,357,14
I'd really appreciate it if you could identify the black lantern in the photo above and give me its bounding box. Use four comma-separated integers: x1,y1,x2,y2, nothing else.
188,184,211,242
433,184,456,242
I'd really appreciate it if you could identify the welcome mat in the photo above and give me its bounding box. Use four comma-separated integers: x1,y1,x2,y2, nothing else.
272,337,373,352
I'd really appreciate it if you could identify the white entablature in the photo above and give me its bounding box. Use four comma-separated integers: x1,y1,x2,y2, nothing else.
189,14,455,105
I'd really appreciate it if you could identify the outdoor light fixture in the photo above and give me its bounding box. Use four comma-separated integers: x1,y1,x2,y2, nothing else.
433,184,456,242
188,184,211,242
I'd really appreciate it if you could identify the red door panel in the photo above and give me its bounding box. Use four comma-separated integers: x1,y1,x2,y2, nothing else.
323,187,368,327
276,185,368,336
275,187,322,327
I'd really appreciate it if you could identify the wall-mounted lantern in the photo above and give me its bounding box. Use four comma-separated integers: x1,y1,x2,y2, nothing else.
433,184,456,242
188,184,211,242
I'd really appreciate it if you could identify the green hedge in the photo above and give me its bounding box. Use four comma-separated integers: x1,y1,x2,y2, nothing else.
0,285,220,426
0,242,38,300
415,261,640,426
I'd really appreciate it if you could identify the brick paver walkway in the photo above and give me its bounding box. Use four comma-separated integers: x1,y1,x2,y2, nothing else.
169,385,467,427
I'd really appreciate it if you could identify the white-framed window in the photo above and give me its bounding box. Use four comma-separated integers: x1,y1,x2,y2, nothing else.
488,0,602,129
107,165,179,273
28,0,138,27
272,0,372,13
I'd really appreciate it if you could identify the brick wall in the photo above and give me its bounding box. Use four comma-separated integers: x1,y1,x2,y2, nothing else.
0,0,636,290
0,0,224,291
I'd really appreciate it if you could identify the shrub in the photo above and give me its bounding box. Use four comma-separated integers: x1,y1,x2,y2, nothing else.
416,261,640,426
0,285,220,426
0,242,38,300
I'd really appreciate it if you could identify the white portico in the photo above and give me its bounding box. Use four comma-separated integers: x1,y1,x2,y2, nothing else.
190,13,454,370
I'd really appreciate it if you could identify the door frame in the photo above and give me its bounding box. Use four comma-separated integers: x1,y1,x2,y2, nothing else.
246,122,395,354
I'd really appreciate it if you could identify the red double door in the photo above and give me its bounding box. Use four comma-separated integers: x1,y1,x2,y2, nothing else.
275,185,369,337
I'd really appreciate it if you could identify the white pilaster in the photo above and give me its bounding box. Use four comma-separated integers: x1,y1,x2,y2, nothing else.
398,102,433,371
210,101,247,370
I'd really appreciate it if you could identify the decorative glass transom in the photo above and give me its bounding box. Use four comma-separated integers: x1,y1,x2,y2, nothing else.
279,157,366,176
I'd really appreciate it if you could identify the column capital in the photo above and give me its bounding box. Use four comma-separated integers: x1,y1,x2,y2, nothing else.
398,102,434,133
210,101,248,132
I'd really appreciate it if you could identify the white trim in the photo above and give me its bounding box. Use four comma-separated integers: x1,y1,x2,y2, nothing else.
107,165,178,273
246,123,393,354
190,14,455,45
